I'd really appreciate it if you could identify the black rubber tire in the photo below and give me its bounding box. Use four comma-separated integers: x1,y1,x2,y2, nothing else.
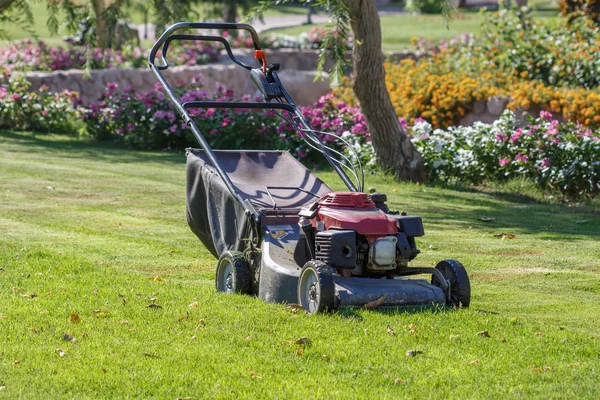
297,261,336,313
431,259,471,308
215,251,252,295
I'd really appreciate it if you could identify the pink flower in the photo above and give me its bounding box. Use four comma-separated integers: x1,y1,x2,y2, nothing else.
221,117,232,128
496,133,508,142
510,128,522,143
515,152,529,163
539,110,552,121
10,93,21,102
399,117,408,131
499,158,510,166
541,158,552,167
127,123,136,132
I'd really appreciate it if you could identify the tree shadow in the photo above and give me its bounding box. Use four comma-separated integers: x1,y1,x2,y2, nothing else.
0,130,186,166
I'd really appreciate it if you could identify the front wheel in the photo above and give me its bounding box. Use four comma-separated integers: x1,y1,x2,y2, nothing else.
215,251,252,295
297,261,336,314
431,259,471,308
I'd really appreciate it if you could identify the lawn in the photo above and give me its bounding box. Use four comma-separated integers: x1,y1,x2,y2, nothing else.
270,8,561,51
0,130,599,398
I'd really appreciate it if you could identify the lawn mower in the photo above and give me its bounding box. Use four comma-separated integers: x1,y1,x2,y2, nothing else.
149,22,471,313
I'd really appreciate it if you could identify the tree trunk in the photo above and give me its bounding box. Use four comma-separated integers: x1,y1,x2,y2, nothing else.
92,0,109,48
223,0,237,22
344,0,426,182
456,0,468,8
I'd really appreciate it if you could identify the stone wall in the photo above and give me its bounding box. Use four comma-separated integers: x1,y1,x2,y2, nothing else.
22,49,426,106
459,96,563,126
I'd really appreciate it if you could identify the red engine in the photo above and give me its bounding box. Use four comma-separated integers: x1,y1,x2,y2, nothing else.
312,192,397,239
299,192,422,278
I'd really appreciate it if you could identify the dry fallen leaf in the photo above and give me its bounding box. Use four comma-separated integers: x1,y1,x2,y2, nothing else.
146,304,162,309
406,350,423,357
120,320,129,325
470,359,480,365
143,353,161,359
322,354,329,359
191,335,196,340
70,313,80,323
178,312,189,322
535,332,543,336
20,293,36,298
0,386,5,391
394,377,405,384
56,348,66,357
152,276,164,282
478,217,496,222
494,233,516,240
245,336,251,342
13,360,20,365
195,319,205,330
294,337,312,346
296,349,304,356
188,302,199,308
247,369,262,379
449,334,459,340
500,337,507,342
46,186,55,190
477,330,491,338
569,362,580,367
363,329,368,335
363,294,386,309
387,325,395,336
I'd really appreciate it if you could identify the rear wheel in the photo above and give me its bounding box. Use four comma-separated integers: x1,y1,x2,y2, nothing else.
297,261,335,314
216,251,252,294
431,259,470,308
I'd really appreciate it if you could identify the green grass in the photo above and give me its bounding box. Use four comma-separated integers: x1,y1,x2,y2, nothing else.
1,130,599,398
270,9,561,51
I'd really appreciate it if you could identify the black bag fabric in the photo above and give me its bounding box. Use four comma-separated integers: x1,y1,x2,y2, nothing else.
185,149,332,258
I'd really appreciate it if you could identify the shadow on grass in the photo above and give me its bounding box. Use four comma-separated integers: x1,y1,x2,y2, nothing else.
0,130,186,165
334,304,466,319
3,130,598,239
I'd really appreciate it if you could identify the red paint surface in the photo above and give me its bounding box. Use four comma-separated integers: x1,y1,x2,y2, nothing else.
303,192,398,236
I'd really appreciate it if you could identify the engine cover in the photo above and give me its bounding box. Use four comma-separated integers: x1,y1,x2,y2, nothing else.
313,192,397,236
315,230,356,269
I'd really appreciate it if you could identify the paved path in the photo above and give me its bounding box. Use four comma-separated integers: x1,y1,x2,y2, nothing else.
134,9,405,40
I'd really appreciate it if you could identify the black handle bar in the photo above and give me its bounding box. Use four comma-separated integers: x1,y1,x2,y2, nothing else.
160,35,257,71
148,22,262,69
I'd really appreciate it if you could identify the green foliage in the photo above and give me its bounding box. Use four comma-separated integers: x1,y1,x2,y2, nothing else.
475,7,600,89
0,68,80,134
406,0,447,14
410,111,600,196
249,0,351,86
0,0,35,40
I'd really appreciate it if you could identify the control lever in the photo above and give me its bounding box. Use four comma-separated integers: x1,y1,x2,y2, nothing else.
251,66,283,101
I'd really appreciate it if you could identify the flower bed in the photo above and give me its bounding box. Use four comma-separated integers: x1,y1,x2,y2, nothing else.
0,68,80,133
411,111,600,195
0,27,346,72
0,39,220,72
2,65,598,196
334,9,600,130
